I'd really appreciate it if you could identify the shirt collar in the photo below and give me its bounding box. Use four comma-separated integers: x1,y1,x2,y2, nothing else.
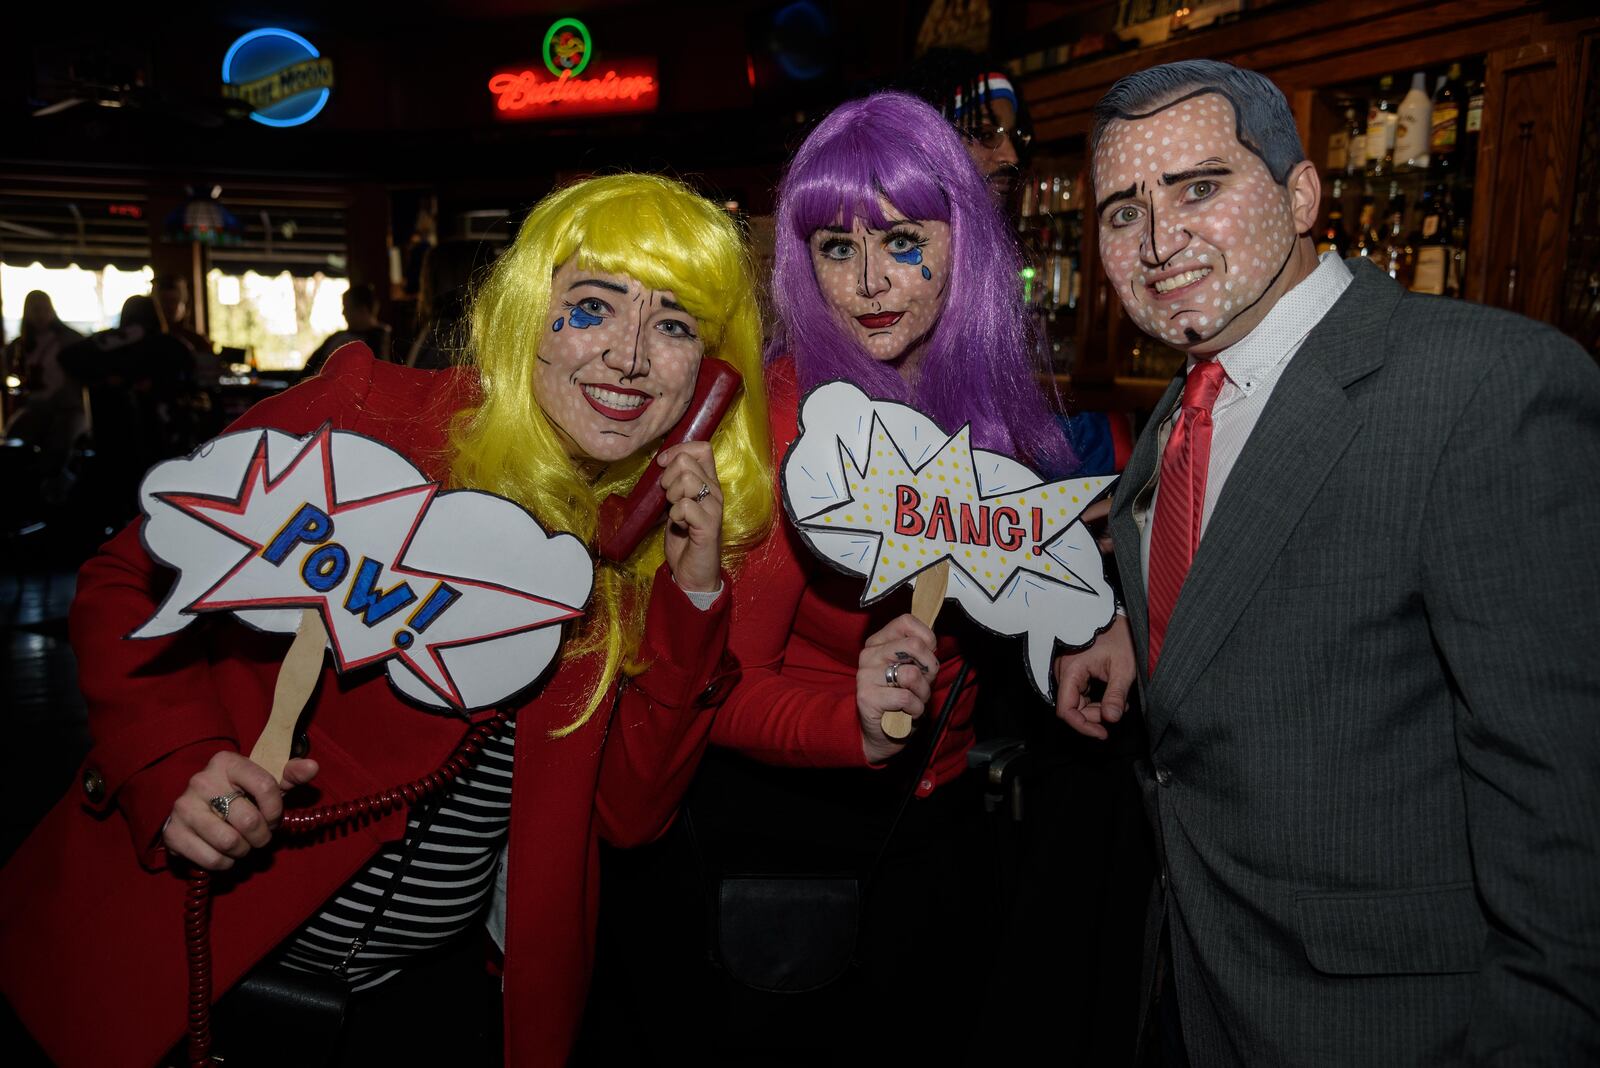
1187,251,1353,396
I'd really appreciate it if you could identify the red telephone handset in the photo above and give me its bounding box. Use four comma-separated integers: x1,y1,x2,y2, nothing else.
596,356,742,562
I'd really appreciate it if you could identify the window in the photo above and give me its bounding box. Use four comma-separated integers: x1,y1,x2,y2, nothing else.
1,261,154,339
206,268,348,371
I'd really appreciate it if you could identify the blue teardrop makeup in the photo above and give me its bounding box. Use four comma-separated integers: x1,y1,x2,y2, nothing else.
889,244,933,280
566,304,603,329
551,318,563,332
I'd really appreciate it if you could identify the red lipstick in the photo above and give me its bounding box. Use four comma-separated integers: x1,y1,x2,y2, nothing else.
855,311,905,329
580,383,653,422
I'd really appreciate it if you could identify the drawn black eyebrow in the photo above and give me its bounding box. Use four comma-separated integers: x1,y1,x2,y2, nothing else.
568,278,629,295
660,297,687,312
1161,165,1232,185
1096,183,1138,216
817,225,854,235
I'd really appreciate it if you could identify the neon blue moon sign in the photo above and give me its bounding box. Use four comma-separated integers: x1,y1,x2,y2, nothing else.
222,28,334,128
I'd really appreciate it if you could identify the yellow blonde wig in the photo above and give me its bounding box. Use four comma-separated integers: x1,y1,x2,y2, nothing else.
450,173,773,732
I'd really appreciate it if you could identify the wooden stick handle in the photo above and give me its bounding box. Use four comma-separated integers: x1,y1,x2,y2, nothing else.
249,608,327,781
882,560,951,741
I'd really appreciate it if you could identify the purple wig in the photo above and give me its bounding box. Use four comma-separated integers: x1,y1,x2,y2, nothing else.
769,90,1076,475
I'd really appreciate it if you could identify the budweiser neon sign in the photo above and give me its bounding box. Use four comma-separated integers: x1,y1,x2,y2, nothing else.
489,64,658,118
489,18,659,120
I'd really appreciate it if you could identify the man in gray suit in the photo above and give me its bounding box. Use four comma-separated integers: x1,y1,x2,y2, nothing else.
1057,59,1600,1064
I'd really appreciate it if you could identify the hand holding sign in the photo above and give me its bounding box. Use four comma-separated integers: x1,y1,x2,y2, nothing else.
874,560,951,740
140,424,592,868
783,382,1117,705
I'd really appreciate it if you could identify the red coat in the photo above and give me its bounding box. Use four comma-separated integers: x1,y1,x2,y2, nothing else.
712,358,976,796
0,347,732,1067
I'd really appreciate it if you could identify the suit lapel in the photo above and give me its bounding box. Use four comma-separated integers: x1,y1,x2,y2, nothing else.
1112,374,1181,675
1138,259,1400,744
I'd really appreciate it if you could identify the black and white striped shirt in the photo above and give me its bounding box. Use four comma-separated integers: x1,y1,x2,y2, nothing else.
273,582,720,991
277,720,517,992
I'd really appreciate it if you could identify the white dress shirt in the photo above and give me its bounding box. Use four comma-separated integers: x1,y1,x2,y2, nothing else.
1140,252,1354,589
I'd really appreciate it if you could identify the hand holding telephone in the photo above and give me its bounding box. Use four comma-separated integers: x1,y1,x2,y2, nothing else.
596,357,742,563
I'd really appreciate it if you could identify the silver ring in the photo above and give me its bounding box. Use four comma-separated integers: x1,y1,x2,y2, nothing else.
694,482,711,502
885,661,902,688
209,792,242,821
893,650,929,676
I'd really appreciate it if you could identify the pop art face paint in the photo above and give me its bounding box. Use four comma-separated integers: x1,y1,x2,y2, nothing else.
809,199,952,369
1093,92,1299,353
534,256,704,465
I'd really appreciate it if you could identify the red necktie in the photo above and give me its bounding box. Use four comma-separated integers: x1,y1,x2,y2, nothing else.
1146,358,1227,674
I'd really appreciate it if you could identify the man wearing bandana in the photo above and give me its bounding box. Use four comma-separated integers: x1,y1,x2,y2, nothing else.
899,49,1030,202
1069,59,1600,1064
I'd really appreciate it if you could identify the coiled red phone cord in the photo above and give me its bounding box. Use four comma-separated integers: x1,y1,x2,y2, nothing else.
182,708,512,1067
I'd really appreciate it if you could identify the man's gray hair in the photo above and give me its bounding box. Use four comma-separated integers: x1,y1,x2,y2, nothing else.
1090,59,1306,184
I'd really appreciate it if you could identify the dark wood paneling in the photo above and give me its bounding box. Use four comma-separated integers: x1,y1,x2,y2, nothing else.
1468,39,1581,320
1026,0,1542,140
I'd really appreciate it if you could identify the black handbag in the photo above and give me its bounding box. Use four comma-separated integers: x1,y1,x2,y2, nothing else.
199,794,445,1067
715,874,861,992
705,664,970,993
207,963,349,1068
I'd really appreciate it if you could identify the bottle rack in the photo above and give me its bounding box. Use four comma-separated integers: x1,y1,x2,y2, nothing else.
1311,58,1486,298
1016,158,1085,374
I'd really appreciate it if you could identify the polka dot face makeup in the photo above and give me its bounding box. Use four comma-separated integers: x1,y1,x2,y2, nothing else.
534,255,704,465
809,199,952,368
1093,92,1298,353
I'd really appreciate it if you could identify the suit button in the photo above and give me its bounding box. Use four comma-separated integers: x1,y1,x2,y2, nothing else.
1160,870,1169,889
291,732,311,758
82,767,106,804
1155,766,1173,787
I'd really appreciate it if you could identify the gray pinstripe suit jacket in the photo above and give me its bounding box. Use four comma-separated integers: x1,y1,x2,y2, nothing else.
1110,258,1600,1065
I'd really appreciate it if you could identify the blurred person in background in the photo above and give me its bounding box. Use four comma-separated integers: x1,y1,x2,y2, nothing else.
155,273,221,389
58,294,196,522
302,281,392,376
3,289,85,504
898,48,1031,203
406,239,488,370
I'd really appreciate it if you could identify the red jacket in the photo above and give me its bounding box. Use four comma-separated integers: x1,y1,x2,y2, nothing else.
0,347,732,1067
712,358,976,796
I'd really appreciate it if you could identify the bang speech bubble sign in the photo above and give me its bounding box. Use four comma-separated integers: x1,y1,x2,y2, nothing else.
134,424,593,712
783,381,1116,698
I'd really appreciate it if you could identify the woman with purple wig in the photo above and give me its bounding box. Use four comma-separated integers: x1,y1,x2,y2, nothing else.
769,92,1072,469
591,92,1086,1065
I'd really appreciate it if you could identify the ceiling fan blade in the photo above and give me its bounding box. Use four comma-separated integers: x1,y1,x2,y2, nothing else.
32,97,86,117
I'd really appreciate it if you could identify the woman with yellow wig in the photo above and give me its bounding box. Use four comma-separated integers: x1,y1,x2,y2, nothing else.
0,174,772,1068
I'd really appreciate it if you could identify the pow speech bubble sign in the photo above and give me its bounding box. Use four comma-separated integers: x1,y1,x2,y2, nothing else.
134,425,592,712
783,382,1117,698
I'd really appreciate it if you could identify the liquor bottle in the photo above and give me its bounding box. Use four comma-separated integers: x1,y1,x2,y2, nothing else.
1411,184,1452,295
1352,184,1381,260
1019,174,1039,218
1417,183,1442,242
1376,181,1414,287
1366,75,1398,177
1430,63,1465,172
1447,198,1470,297
1316,178,1349,255
1463,77,1484,167
1395,72,1431,171
1345,104,1367,175
1326,114,1349,174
